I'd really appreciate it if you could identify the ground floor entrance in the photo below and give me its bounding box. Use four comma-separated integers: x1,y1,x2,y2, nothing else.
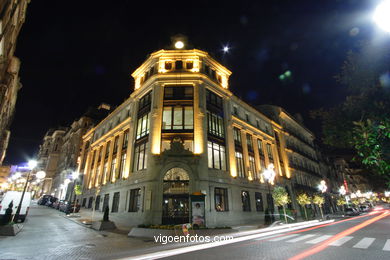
161,167,190,225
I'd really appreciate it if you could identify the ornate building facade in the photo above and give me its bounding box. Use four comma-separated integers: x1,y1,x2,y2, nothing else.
0,0,30,164
78,46,331,227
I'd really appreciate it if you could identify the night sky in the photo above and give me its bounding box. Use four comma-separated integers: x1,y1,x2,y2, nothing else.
5,0,389,165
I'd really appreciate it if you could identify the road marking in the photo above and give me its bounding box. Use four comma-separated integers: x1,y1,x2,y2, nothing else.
329,236,353,246
287,234,316,243
383,239,390,251
269,234,300,241
305,235,332,244
353,237,375,249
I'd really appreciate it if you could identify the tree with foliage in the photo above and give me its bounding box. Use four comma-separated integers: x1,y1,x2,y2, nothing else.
296,193,311,220
336,197,347,212
272,186,291,223
312,194,325,219
312,41,390,188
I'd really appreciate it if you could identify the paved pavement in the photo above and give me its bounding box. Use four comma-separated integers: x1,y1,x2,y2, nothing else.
162,211,390,260
0,203,166,260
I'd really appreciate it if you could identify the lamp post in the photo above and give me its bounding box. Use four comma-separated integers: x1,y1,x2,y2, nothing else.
262,163,276,223
339,185,348,211
70,171,80,214
14,160,46,222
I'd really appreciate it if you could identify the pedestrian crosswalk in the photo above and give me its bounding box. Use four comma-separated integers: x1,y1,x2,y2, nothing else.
257,233,390,251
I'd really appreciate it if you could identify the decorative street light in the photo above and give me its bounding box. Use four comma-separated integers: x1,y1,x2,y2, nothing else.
262,163,276,222
373,0,390,33
14,160,45,222
318,180,327,193
339,185,349,207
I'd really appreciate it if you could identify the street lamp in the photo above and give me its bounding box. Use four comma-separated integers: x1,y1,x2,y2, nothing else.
262,163,276,222
14,162,45,222
318,180,327,193
373,0,390,33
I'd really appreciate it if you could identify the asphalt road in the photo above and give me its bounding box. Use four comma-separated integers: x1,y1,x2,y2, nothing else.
164,210,390,260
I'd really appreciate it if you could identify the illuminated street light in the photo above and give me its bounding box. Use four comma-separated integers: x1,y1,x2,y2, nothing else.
36,171,46,180
28,160,38,169
174,40,184,49
373,0,390,33
71,171,80,180
318,180,327,193
262,163,276,223
339,185,346,196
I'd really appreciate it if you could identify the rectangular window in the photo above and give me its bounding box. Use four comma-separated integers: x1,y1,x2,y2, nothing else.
95,195,101,210
113,136,119,154
165,61,172,70
267,143,273,160
215,188,229,211
138,92,152,113
233,106,238,116
136,113,150,139
245,114,250,122
105,141,111,158
206,90,223,110
109,158,116,181
186,61,193,70
119,153,127,179
164,86,193,100
129,188,141,212
233,128,241,145
241,191,251,211
255,192,264,212
246,134,253,152
102,194,109,212
249,155,257,179
235,151,245,178
88,197,93,208
112,192,120,212
175,60,183,70
207,141,226,170
122,130,129,149
162,106,193,130
257,139,264,156
207,111,224,138
133,141,148,171
101,162,108,184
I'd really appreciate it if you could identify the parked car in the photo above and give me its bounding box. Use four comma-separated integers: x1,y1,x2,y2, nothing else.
0,191,32,222
345,207,360,216
38,195,52,205
359,205,370,212
47,197,58,207
59,201,80,214
52,199,63,209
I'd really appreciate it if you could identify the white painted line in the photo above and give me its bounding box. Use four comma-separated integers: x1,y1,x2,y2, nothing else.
353,237,375,249
329,236,353,246
306,235,332,244
269,234,300,241
121,220,335,260
382,239,390,251
287,234,316,243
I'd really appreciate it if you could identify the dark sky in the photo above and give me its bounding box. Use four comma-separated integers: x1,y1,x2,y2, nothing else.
5,0,388,165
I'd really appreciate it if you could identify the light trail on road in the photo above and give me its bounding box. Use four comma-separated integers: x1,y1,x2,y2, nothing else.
288,210,390,260
239,210,383,247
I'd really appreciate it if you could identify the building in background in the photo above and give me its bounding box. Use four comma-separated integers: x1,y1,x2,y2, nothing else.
0,0,31,164
52,104,111,200
36,127,68,196
0,165,11,191
76,44,334,227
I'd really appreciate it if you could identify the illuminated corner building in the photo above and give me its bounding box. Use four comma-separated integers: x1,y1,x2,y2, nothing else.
79,46,295,227
0,0,30,165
